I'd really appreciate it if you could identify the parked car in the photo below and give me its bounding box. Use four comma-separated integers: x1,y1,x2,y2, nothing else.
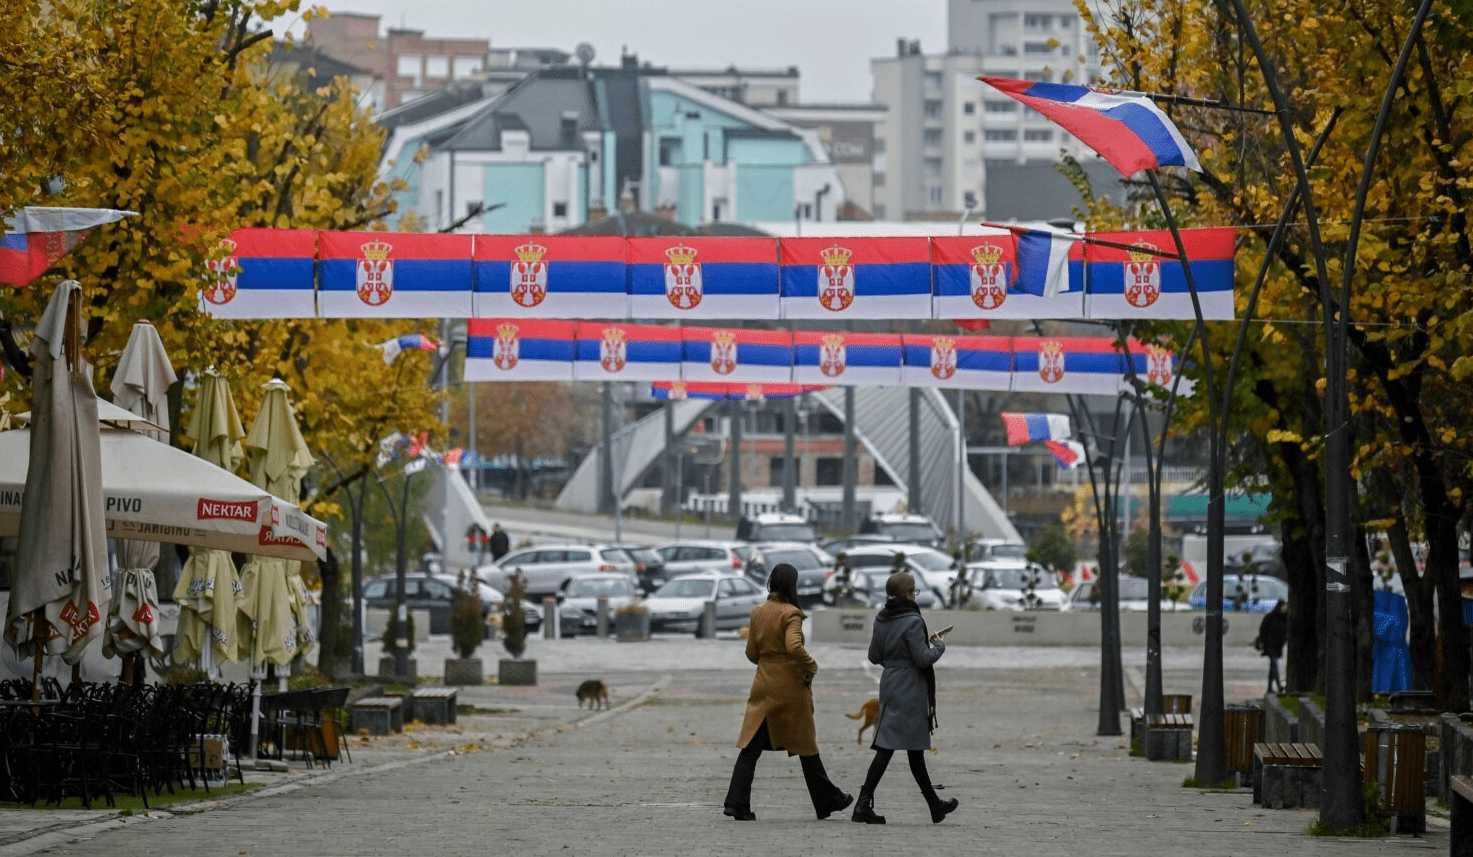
819,534,896,556
653,540,755,578
489,543,638,598
744,541,834,609
965,539,1029,564
736,512,819,543
556,573,640,637
645,571,765,636
613,543,669,596
362,572,536,635
827,544,959,606
832,567,941,610
1063,576,1189,612
963,564,1066,611
1188,574,1289,612
858,513,945,548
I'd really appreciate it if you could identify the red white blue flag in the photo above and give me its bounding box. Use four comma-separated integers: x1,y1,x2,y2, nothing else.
1000,412,1073,446
1010,336,1128,395
1084,227,1236,320
200,228,317,319
680,326,793,385
473,235,628,319
375,333,441,364
572,322,684,382
781,237,932,319
900,334,1012,390
319,231,473,318
0,207,132,286
1045,439,1086,469
979,77,1201,177
792,330,903,386
628,237,780,319
932,233,1084,321
1121,338,1192,395
464,318,576,382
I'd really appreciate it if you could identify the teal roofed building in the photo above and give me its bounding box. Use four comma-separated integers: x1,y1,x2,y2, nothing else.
375,54,844,234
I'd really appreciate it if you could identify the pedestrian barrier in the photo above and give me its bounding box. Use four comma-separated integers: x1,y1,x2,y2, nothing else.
1252,742,1321,808
350,696,404,736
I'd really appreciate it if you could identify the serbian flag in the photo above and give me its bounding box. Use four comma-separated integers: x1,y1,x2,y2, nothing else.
1000,412,1072,446
473,235,628,319
200,228,317,319
1121,338,1194,396
441,448,464,466
628,237,780,319
572,322,684,382
792,330,903,386
1045,439,1086,469
780,237,932,320
901,334,1012,390
1010,336,1128,395
681,326,792,384
1084,227,1236,321
932,233,1083,321
979,77,1201,177
375,333,441,364
319,231,473,318
464,318,576,382
0,207,133,286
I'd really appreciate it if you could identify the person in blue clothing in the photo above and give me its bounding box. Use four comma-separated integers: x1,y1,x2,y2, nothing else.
852,571,958,825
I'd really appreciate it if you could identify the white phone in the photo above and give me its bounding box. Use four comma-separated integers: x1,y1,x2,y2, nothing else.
931,625,953,641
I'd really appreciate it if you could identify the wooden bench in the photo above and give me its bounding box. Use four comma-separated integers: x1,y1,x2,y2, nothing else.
410,687,459,725
1144,712,1193,762
349,696,404,736
1253,742,1322,808
1451,775,1472,857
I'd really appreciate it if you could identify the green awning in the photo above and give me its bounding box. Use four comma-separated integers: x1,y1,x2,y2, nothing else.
1166,493,1271,521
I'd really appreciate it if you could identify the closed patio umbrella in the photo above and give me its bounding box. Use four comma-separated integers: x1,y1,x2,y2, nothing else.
2,280,110,676
104,320,176,680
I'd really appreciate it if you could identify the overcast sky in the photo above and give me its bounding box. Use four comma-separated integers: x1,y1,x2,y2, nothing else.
298,1,948,104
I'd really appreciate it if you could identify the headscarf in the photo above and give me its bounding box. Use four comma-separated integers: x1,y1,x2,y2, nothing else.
767,562,805,618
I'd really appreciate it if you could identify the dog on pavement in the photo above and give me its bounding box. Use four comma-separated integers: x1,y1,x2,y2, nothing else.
576,678,610,710
846,697,880,744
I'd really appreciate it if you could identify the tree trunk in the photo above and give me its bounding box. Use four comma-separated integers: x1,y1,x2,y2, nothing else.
316,547,348,679
1427,507,1471,711
1351,524,1373,702
1279,443,1325,695
1388,518,1436,692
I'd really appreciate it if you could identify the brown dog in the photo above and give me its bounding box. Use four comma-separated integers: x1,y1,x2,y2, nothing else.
576,678,610,710
846,697,880,744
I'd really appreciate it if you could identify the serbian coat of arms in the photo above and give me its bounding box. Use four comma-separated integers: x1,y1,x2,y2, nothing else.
968,244,1007,310
664,244,703,309
204,238,239,305
1038,340,1065,383
1146,345,1173,386
710,331,738,375
492,323,520,370
599,327,627,373
930,337,958,380
357,240,394,306
1124,243,1162,308
818,245,855,312
818,334,847,377
511,242,549,307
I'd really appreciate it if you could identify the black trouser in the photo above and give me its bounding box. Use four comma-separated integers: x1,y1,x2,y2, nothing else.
724,720,846,814
1266,656,1282,694
860,746,935,796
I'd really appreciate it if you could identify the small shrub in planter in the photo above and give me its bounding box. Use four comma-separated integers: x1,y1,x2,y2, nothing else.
445,571,485,685
614,598,651,641
379,611,417,681
498,569,537,685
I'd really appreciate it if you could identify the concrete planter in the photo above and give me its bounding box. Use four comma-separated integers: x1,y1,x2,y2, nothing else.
498,658,538,686
615,610,650,641
378,655,417,683
443,657,483,686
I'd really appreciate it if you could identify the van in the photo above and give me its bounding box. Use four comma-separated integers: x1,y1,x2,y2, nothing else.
736,512,818,543
859,513,945,548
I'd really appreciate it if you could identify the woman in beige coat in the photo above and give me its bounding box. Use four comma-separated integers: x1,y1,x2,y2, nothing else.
723,563,852,821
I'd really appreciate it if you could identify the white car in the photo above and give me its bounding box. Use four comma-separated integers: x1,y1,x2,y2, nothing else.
490,543,638,598
837,544,960,605
1063,576,1189,611
964,563,1065,610
556,573,640,636
645,571,765,636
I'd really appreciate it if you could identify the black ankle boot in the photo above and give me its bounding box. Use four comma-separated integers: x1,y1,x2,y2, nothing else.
723,805,756,821
851,792,886,824
816,791,853,820
923,788,958,823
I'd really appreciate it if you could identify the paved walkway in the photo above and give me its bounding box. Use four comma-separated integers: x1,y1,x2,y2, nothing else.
0,639,1451,857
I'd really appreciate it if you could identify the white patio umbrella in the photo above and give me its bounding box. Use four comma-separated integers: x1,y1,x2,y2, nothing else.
103,320,176,679
1,280,110,678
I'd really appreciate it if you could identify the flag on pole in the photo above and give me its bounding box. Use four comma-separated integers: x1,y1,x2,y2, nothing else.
979,77,1201,177
1000,412,1072,446
0,207,134,286
1044,439,1086,469
1012,227,1076,298
375,333,441,364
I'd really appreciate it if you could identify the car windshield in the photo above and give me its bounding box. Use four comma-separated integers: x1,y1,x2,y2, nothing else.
567,578,631,598
655,578,717,599
906,552,954,571
760,523,816,541
884,523,938,542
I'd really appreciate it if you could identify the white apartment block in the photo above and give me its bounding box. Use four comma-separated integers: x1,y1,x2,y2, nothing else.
871,0,1104,222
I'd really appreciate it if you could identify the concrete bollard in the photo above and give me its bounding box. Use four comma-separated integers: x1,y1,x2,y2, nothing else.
701,601,717,638
596,595,609,638
544,596,557,639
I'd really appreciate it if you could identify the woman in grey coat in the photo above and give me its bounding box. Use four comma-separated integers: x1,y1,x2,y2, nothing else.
852,571,958,824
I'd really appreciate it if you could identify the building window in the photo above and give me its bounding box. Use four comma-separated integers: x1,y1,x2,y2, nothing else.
963,130,976,144
985,100,1015,113
928,185,943,204
924,71,942,92
924,158,942,178
659,137,682,166
776,90,788,106
553,202,568,217
1025,70,1046,81
985,129,1018,141
815,458,843,486
769,458,790,487
396,54,421,81
924,100,943,120
424,55,449,78
963,101,975,115
1024,42,1053,55
1024,129,1053,142
453,56,481,78
873,203,886,218
923,129,943,147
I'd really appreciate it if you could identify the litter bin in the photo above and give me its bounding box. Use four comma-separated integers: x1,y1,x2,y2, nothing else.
1163,693,1192,714
1364,724,1427,834
1225,704,1265,783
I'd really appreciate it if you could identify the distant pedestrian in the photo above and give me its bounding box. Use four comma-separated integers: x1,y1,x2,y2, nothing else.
1255,600,1288,694
723,563,852,822
489,523,510,561
852,571,957,825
